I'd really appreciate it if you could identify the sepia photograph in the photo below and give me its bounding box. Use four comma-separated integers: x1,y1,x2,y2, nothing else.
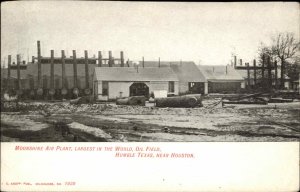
1,1,299,142
1,1,299,191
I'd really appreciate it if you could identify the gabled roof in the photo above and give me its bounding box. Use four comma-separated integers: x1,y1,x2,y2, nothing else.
139,61,206,82
198,65,244,82
94,67,178,82
170,62,206,82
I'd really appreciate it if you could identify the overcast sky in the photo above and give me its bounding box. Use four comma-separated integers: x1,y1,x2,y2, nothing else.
1,2,299,66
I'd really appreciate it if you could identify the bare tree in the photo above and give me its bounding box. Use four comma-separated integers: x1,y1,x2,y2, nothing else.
271,32,300,88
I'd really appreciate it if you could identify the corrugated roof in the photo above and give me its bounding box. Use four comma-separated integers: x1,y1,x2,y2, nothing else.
94,67,178,82
198,65,244,81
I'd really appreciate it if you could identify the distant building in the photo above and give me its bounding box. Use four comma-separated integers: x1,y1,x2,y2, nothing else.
93,67,179,101
198,65,244,93
140,61,207,94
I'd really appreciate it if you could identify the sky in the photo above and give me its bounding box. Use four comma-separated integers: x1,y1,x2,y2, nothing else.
1,2,299,67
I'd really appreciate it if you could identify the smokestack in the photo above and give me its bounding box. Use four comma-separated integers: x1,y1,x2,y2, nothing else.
84,50,89,89
225,66,228,75
32,56,34,63
274,60,278,89
72,50,78,89
142,57,144,68
108,51,112,67
7,55,11,89
262,54,265,83
213,67,215,73
17,54,21,90
234,56,237,68
98,51,102,67
253,59,257,86
61,50,66,91
247,63,250,88
239,59,242,66
37,41,42,88
50,50,54,90
267,56,272,88
120,51,124,67
158,57,160,68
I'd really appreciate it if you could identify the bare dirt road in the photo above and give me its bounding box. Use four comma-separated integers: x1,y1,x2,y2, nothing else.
1,99,299,142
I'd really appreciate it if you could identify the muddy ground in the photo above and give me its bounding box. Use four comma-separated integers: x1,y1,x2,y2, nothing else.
1,98,299,142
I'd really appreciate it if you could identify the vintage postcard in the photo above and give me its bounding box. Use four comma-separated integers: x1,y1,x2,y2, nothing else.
1,1,299,191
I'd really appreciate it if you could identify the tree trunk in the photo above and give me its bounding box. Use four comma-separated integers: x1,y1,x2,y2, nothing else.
280,57,285,89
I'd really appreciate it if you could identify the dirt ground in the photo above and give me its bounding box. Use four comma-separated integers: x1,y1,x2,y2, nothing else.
1,98,299,142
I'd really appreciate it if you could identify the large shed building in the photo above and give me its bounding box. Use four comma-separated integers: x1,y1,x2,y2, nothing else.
93,67,179,101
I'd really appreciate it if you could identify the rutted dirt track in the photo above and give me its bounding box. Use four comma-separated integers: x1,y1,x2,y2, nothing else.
1,99,300,142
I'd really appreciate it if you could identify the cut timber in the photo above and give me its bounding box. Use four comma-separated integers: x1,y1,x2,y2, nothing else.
155,96,198,108
116,96,146,106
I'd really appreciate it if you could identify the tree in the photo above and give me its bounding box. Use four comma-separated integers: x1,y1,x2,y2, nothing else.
258,32,300,88
271,32,300,88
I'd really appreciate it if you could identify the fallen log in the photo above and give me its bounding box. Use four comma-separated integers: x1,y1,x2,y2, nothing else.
155,96,198,108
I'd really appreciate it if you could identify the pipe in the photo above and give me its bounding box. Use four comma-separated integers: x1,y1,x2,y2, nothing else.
7,55,11,89
98,51,102,67
72,50,78,89
17,54,21,90
262,54,265,84
37,41,41,88
247,63,250,88
50,50,54,89
109,51,112,67
234,56,237,68
61,50,67,96
253,59,257,86
159,57,161,67
267,56,272,88
84,50,89,89
120,51,124,67
274,60,278,89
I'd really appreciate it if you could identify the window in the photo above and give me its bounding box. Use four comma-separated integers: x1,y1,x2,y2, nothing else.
102,81,108,96
168,81,175,93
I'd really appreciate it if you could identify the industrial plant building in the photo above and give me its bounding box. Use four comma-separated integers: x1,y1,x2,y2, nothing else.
1,41,254,100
